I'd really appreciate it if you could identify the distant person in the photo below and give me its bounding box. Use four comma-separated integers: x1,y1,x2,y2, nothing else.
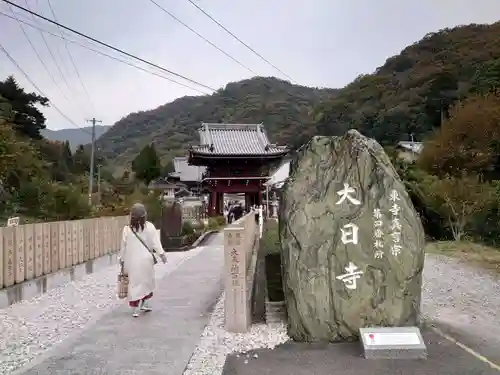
119,203,167,318
232,203,244,221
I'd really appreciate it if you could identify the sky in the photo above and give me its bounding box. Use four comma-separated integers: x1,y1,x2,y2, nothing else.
0,0,499,131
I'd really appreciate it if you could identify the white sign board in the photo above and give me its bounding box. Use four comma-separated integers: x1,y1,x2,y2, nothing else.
363,332,421,346
7,217,20,227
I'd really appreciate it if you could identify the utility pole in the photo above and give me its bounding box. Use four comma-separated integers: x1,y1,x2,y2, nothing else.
97,164,102,205
86,117,102,206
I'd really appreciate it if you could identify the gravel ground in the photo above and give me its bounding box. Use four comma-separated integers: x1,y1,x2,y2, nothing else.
0,248,202,375
421,254,500,335
183,253,500,375
183,294,290,375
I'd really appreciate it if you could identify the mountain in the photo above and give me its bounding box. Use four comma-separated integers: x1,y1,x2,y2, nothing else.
97,21,500,168
314,22,500,144
95,77,337,166
42,125,111,150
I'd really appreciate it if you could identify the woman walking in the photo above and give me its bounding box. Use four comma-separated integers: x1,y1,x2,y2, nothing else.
119,203,167,317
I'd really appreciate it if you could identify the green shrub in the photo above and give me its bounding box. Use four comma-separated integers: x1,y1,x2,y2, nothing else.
261,219,284,301
193,220,206,232
207,217,219,230
261,219,280,255
181,220,195,235
215,215,226,226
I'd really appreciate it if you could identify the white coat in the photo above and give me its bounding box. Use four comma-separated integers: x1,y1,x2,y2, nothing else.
119,221,165,302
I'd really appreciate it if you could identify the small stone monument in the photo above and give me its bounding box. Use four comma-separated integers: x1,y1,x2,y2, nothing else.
280,130,426,343
160,201,183,250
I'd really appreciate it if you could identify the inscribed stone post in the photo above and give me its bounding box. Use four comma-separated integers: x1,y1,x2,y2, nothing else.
97,218,104,256
0,227,3,288
14,226,25,283
113,218,119,251
105,218,112,253
77,220,84,263
101,218,108,254
34,223,43,277
65,222,73,266
224,227,249,333
89,219,96,260
50,222,59,272
58,222,67,269
3,227,14,287
83,219,90,261
71,221,78,265
160,201,183,249
24,224,35,280
42,223,51,275
280,131,425,342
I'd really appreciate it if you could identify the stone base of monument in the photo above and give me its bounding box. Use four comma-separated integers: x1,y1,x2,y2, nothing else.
359,327,427,360
265,300,287,323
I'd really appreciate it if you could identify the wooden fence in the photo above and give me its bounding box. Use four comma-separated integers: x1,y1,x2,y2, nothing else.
0,216,129,290
182,204,208,223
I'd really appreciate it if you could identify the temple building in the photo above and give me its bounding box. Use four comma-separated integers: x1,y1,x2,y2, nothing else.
188,123,289,217
168,157,206,195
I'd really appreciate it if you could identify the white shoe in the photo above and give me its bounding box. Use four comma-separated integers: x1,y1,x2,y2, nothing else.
132,307,141,317
140,301,152,312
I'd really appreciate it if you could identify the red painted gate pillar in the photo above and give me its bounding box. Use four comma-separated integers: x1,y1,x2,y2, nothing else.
209,190,217,217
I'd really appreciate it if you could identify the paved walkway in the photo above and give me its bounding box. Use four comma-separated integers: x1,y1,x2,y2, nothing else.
15,233,225,375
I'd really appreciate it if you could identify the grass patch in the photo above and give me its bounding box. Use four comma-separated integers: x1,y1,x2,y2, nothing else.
261,219,284,301
425,241,500,273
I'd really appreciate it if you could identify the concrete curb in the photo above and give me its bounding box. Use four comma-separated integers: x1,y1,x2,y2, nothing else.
191,230,219,248
0,252,119,309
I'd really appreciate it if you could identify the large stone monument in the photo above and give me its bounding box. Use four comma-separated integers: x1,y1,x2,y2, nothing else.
280,130,425,342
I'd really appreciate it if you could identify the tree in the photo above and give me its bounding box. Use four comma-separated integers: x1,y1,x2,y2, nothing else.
418,174,494,241
131,144,161,184
418,93,500,179
0,76,49,139
162,159,175,176
72,145,90,175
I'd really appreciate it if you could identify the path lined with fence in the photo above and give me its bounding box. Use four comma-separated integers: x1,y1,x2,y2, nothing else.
0,211,264,374
0,216,129,290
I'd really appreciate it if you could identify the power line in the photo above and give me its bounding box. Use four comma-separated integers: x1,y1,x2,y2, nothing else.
22,0,74,101
186,0,297,83
2,0,216,92
147,0,257,76
46,0,96,113
6,2,70,101
0,42,90,134
0,11,212,95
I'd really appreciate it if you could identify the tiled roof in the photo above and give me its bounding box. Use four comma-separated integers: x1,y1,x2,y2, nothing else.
396,141,424,154
169,157,205,182
190,123,288,156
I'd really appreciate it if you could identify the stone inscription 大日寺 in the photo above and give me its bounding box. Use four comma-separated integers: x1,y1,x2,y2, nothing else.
280,130,426,342
334,183,364,290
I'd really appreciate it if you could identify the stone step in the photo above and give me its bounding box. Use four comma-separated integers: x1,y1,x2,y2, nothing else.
265,300,287,323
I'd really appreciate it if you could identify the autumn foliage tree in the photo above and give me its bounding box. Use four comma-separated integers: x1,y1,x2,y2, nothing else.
418,174,494,241
418,93,500,179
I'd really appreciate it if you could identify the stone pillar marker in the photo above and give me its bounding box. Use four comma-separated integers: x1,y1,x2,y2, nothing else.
280,130,426,348
224,226,250,333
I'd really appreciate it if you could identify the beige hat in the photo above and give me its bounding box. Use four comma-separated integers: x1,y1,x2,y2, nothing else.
130,203,147,219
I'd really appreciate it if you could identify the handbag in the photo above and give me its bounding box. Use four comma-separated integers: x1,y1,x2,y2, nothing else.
117,262,129,299
131,226,158,264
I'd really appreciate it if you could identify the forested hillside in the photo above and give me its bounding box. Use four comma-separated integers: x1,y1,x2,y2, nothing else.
315,22,500,143
42,125,110,151
96,21,500,167
95,77,337,165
